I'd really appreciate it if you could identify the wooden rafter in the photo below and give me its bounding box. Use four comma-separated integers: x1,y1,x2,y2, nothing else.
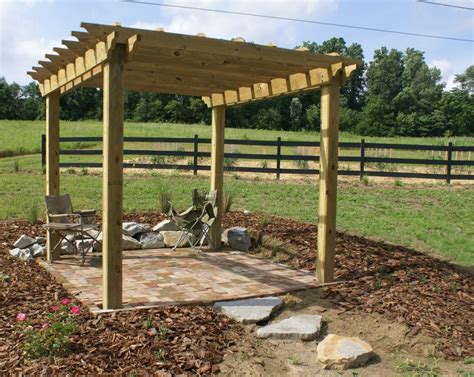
28,22,361,104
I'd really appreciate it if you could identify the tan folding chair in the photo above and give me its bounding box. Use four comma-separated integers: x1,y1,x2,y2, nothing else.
43,194,100,264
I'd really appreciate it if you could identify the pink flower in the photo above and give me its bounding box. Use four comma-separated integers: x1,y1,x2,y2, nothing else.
61,298,71,305
16,312,27,321
70,306,81,315
41,323,50,329
51,305,59,312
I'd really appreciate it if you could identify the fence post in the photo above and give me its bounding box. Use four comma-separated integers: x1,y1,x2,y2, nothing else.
359,138,365,181
41,134,46,168
446,142,453,184
276,136,281,180
193,134,198,176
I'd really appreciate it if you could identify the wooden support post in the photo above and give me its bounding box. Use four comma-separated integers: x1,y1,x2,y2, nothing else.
209,106,225,249
102,44,126,310
316,80,340,283
45,92,60,262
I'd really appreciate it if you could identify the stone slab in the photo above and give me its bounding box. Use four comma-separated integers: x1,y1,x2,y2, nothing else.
256,314,322,340
214,296,283,324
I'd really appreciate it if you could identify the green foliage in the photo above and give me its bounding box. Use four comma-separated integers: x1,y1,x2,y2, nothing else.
27,201,39,224
17,300,81,359
224,192,233,213
224,157,237,167
0,272,10,282
154,348,167,362
12,159,19,173
159,190,173,214
395,358,440,376
143,317,153,330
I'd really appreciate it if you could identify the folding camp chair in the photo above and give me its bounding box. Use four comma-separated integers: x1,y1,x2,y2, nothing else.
43,194,101,265
168,190,218,251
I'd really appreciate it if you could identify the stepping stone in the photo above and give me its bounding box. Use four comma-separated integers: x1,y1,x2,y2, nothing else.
316,334,374,370
122,222,150,237
256,314,322,340
214,297,283,324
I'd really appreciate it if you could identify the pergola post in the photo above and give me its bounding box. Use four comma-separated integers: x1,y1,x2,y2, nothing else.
317,79,340,283
209,105,225,249
45,91,60,262
102,45,126,309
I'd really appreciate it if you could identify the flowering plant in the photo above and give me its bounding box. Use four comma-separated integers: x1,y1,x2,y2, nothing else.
16,298,81,359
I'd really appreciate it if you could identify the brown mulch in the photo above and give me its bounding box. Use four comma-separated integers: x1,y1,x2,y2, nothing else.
1,210,473,373
0,219,240,375
222,211,474,360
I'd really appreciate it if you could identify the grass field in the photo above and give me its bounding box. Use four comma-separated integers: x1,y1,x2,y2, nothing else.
2,120,474,157
1,120,473,267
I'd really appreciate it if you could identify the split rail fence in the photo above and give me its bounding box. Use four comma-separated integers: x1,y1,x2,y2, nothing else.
41,135,474,183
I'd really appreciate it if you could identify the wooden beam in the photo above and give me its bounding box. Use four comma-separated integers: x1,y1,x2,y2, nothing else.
316,78,341,283
102,44,126,310
209,106,225,249
45,92,60,262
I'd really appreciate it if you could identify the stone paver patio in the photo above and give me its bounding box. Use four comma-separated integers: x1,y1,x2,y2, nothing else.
39,249,320,312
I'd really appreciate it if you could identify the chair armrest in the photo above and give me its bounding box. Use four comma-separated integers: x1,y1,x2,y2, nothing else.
48,213,70,219
73,210,96,216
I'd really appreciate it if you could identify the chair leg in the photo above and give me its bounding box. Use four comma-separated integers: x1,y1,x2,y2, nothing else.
172,231,187,251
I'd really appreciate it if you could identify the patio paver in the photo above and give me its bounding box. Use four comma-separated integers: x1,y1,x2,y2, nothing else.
39,249,320,312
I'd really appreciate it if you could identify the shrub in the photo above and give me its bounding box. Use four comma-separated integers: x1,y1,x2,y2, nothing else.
261,160,268,169
159,191,173,214
13,160,19,173
295,159,309,170
362,176,369,186
27,201,39,224
16,298,81,359
224,157,237,167
151,155,166,165
224,192,233,213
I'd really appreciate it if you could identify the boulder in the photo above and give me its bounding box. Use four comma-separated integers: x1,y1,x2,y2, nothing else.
122,222,150,237
161,231,193,248
31,244,46,257
13,235,36,249
9,248,22,258
18,249,34,262
243,210,252,215
222,227,252,251
139,232,165,249
214,297,283,324
256,314,322,341
316,334,375,370
152,219,179,232
75,239,95,253
35,236,46,246
60,239,75,255
122,235,142,250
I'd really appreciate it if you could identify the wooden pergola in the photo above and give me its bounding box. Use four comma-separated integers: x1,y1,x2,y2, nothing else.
28,22,360,309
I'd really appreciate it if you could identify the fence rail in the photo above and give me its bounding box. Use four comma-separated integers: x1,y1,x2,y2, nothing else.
41,134,474,183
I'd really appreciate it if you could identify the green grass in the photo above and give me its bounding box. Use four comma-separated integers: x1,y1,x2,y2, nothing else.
0,153,472,266
1,120,473,157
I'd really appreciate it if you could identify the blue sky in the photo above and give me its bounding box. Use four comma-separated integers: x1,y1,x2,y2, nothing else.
1,0,473,88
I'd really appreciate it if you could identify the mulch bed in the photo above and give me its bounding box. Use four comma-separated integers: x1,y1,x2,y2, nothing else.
1,210,473,374
222,211,474,360
0,219,240,375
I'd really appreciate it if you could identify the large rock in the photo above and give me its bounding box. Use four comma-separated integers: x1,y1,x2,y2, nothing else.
18,249,34,262
214,297,283,324
222,227,252,251
60,239,75,255
256,314,322,341
93,233,141,251
35,236,46,246
9,248,22,258
31,244,46,257
75,239,95,253
122,235,141,250
13,235,36,249
161,231,192,248
316,334,375,370
139,232,165,249
152,219,179,232
122,222,150,237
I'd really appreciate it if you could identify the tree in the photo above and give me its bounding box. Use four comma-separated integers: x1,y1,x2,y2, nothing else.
0,77,21,119
20,82,43,120
289,97,303,130
60,88,101,120
454,65,474,96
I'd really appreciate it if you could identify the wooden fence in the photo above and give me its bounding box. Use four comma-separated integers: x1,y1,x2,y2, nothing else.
41,135,474,183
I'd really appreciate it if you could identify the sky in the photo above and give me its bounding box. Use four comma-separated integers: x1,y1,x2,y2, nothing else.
0,0,473,89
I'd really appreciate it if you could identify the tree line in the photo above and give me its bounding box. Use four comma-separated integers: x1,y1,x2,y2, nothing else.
1,37,472,137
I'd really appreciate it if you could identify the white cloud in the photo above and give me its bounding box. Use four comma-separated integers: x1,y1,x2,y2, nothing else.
137,0,340,47
430,59,460,90
14,38,57,61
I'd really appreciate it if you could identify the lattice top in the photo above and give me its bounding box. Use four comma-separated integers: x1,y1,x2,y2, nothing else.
28,22,361,107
